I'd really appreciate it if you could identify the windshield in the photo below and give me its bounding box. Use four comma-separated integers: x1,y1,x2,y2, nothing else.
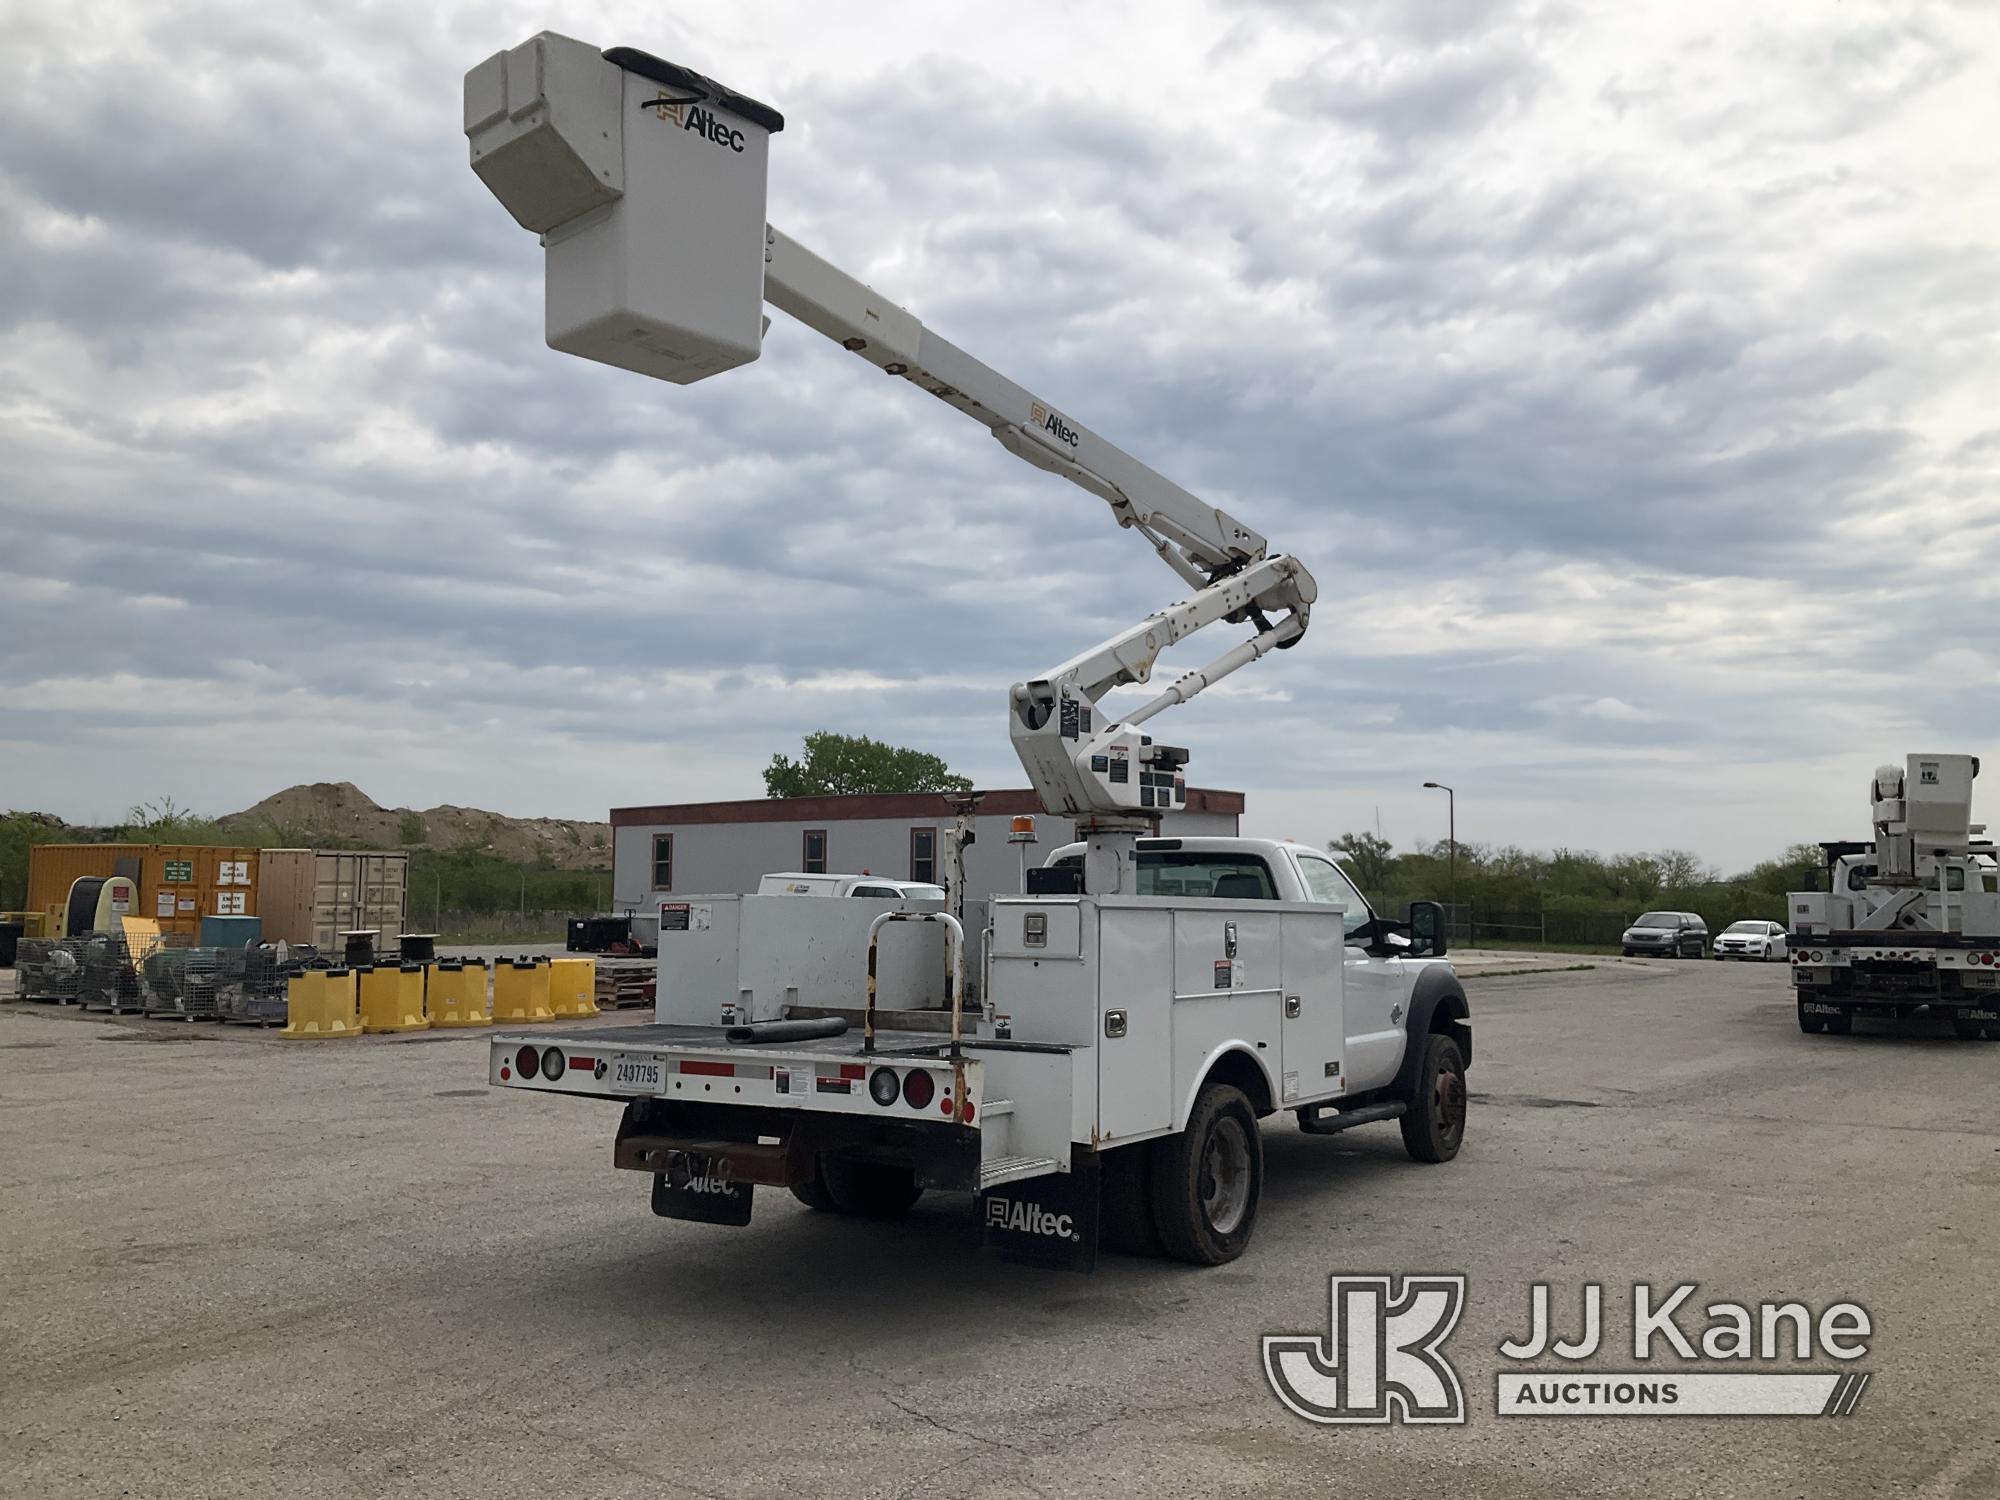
1633,912,1679,927
1724,921,1765,934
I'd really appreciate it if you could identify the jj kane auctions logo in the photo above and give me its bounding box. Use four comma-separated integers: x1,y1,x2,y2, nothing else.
1264,1277,1874,1424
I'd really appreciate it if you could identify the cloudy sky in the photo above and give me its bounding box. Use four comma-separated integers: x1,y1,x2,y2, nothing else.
3,0,1996,870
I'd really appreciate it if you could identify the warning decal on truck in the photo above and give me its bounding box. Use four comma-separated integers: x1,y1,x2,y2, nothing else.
660,903,691,932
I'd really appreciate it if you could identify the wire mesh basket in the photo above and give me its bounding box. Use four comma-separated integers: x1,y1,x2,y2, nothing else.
77,932,148,1012
139,941,222,1019
15,938,84,1002
215,943,322,1024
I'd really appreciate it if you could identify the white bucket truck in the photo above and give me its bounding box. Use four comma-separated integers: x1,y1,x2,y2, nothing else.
1790,753,2000,1039
464,33,1472,1266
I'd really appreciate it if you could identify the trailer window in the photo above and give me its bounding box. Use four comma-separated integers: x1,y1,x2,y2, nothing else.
910,827,937,885
802,829,828,875
652,834,673,891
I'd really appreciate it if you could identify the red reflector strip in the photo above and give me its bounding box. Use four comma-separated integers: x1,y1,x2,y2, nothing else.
680,1060,733,1077
816,1077,853,1094
568,1056,596,1071
839,1063,866,1081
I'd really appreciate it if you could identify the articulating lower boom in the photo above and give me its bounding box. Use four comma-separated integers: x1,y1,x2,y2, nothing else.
464,33,1318,863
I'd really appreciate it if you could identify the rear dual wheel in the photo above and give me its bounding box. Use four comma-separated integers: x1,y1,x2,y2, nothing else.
792,1156,922,1218
1149,1085,1263,1266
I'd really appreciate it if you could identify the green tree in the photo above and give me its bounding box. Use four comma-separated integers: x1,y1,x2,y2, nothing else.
398,812,428,845
764,732,972,797
1329,831,1393,893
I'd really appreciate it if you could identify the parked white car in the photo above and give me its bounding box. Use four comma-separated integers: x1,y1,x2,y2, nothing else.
1714,920,1788,961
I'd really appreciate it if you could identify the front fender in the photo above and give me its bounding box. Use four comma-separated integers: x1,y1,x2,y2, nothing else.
1392,962,1472,1098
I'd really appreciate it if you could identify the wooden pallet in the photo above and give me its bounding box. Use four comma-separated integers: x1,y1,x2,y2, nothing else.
594,962,655,1010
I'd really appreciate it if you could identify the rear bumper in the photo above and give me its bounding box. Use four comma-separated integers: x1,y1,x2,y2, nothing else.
491,1022,981,1130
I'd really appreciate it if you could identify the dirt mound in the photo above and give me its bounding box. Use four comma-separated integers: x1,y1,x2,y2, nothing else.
218,782,611,871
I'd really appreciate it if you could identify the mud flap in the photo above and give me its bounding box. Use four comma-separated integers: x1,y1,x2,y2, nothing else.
1960,1006,2000,1025
650,1153,754,1226
978,1152,1099,1272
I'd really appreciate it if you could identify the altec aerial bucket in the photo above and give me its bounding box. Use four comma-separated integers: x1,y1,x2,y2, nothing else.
464,33,782,385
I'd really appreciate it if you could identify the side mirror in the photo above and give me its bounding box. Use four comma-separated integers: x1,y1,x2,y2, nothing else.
1408,900,1447,958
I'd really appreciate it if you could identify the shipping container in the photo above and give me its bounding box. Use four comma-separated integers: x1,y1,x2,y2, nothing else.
26,844,148,925
141,844,262,940
258,849,409,951
25,842,268,940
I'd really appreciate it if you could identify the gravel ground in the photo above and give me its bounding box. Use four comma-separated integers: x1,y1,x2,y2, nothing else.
3,960,1997,1498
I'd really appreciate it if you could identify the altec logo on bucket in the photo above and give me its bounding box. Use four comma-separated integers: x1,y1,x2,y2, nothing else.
1265,1278,1876,1424
984,1195,1077,1241
645,92,747,153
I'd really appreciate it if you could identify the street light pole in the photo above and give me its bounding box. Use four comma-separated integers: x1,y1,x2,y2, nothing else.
1422,781,1456,910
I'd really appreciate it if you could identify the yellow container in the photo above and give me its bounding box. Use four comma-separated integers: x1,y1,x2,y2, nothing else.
547,957,598,1018
281,968,363,1040
492,957,553,1024
429,960,491,1028
359,963,429,1034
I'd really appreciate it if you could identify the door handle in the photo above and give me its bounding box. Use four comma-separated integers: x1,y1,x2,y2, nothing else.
1285,994,1301,1018
1104,1009,1128,1039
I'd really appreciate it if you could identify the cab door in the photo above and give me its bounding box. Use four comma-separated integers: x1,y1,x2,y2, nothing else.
1292,851,1406,1092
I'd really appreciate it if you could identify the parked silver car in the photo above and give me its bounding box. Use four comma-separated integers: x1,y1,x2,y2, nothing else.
1713,920,1787,961
1621,911,1708,958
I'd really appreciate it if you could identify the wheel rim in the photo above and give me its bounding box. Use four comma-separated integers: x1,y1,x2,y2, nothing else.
1199,1116,1253,1236
1433,1060,1467,1145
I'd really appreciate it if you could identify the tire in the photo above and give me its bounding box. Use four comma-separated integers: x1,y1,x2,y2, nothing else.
1099,1140,1165,1257
820,1157,923,1219
1951,1014,1986,1041
1622,949,1634,957
1400,1034,1469,1163
1149,1084,1262,1266
1822,1008,1853,1037
1797,998,1825,1034
789,1157,839,1212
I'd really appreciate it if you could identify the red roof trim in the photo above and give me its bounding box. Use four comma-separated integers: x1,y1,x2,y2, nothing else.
609,787,1245,828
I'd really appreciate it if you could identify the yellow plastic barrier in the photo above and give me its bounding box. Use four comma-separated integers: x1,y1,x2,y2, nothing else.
429,959,490,1028
548,957,598,1018
492,956,553,1024
281,968,363,1040
359,963,429,1034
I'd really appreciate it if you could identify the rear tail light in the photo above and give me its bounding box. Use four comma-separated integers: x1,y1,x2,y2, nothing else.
868,1067,901,1106
541,1047,566,1081
515,1044,540,1079
901,1069,936,1109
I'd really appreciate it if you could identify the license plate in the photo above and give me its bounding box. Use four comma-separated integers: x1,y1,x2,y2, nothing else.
611,1056,663,1090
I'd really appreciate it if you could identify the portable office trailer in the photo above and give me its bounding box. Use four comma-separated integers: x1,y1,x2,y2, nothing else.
258,850,409,949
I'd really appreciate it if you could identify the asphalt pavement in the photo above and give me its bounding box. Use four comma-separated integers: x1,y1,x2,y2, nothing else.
3,959,1996,1498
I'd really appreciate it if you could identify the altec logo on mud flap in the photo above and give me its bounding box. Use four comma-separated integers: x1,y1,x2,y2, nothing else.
984,1195,1077,1241
646,92,747,153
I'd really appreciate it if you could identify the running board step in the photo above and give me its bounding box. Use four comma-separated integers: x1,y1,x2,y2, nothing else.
1297,1100,1406,1135
979,1154,1061,1189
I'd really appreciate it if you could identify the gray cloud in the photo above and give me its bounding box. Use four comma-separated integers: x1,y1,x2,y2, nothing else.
1,1,1995,867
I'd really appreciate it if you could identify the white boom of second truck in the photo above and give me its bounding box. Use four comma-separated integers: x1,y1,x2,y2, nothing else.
462,33,1470,1268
